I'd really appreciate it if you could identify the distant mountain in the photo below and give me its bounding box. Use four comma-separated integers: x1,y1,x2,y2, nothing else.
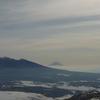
87,68,100,73
49,62,63,66
0,57,45,68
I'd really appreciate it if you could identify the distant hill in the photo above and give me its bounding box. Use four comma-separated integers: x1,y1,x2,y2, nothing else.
0,57,45,68
49,62,63,66
87,67,100,73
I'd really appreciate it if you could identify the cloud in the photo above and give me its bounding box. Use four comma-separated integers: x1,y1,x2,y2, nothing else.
0,32,100,52
0,0,100,69
1,0,100,39
1,0,100,22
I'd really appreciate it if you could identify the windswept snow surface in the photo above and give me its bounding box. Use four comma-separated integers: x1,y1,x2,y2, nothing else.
0,91,54,100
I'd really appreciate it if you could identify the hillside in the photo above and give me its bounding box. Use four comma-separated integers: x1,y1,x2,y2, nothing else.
0,57,46,68
68,90,100,100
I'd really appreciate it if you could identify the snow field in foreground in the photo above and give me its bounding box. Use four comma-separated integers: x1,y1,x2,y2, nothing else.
0,91,54,100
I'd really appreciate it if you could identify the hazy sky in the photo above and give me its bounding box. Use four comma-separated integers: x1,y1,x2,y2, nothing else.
0,0,100,71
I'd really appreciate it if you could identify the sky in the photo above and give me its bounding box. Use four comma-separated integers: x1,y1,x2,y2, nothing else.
0,0,100,71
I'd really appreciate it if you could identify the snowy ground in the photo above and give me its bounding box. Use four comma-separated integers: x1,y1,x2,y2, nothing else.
14,80,100,91
0,91,55,100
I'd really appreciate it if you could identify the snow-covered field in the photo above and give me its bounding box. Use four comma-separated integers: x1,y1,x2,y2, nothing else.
0,91,73,100
0,91,55,100
14,80,100,92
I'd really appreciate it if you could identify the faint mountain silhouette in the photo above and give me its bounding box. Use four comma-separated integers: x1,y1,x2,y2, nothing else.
49,61,63,66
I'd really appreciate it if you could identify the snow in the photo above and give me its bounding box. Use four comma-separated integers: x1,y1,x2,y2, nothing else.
58,85,96,91
14,81,55,88
79,80,88,82
57,94,73,100
14,80,99,92
57,74,70,77
0,91,55,100
90,98,99,100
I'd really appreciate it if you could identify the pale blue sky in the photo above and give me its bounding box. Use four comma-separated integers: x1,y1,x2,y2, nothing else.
0,0,100,71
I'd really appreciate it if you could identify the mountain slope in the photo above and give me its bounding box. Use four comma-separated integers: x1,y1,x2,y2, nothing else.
0,57,46,68
69,90,100,100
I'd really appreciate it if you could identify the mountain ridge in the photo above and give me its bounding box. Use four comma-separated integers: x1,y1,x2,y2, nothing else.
0,57,46,68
